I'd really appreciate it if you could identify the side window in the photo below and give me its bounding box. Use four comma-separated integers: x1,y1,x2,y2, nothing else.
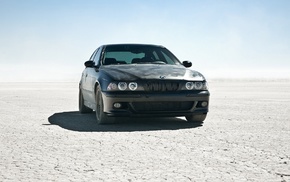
89,48,98,60
93,48,102,65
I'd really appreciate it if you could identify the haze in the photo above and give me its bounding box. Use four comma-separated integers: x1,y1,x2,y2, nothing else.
0,0,289,82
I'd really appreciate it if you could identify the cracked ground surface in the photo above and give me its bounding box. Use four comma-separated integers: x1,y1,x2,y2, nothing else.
0,80,289,181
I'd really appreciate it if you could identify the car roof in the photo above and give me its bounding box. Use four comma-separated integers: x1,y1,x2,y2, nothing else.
102,43,165,48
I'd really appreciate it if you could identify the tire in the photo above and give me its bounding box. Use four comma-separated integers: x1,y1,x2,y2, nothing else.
79,89,93,113
95,86,115,124
185,114,207,123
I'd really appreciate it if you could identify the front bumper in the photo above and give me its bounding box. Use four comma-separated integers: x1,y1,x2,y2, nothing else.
101,91,210,117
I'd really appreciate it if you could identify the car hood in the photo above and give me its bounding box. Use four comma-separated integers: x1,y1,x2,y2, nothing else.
100,64,205,81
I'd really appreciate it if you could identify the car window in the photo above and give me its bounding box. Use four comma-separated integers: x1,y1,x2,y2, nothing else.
152,51,160,60
102,45,180,65
89,48,98,60
104,52,144,64
93,48,102,65
161,51,175,64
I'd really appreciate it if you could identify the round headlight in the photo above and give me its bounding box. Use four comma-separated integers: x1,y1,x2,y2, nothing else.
118,82,127,90
185,82,194,90
128,82,138,91
107,83,117,90
195,82,203,90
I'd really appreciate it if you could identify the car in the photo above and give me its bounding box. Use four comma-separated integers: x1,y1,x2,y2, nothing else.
79,44,210,124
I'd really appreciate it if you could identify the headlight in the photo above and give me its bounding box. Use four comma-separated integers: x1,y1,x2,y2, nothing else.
185,82,194,90
118,82,127,90
128,82,138,90
107,82,140,91
107,83,118,90
203,81,208,90
185,81,208,90
195,82,203,90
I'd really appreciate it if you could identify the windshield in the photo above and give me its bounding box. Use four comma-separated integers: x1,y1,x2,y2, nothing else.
102,45,181,65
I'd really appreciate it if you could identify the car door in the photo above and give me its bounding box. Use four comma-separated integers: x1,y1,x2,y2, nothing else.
81,49,97,101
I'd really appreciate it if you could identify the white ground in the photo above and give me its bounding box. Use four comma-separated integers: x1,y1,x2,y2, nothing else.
0,80,289,182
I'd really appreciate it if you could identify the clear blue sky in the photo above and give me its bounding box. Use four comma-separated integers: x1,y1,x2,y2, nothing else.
0,0,289,81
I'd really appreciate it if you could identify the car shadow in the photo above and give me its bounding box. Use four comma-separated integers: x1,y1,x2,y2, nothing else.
47,111,203,132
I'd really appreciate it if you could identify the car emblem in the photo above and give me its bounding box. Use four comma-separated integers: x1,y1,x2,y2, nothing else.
159,75,166,79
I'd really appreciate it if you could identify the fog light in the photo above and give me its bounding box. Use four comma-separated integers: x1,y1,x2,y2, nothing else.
113,103,122,108
201,101,208,107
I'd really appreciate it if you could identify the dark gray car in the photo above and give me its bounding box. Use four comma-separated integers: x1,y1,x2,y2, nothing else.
79,44,210,124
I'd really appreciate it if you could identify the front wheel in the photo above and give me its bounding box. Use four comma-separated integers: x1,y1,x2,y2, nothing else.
95,86,115,124
185,114,207,123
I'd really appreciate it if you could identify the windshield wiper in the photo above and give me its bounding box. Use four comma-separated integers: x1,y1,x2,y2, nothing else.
135,61,166,65
151,61,166,64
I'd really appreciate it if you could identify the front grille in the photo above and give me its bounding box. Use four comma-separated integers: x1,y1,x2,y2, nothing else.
144,81,180,92
131,101,194,112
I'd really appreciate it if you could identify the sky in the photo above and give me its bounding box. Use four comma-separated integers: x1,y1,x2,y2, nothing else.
0,0,290,81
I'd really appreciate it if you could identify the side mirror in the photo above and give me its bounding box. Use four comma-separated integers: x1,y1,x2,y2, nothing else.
84,60,95,67
182,60,192,68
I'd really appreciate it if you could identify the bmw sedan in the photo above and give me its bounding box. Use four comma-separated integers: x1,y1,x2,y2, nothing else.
79,44,210,124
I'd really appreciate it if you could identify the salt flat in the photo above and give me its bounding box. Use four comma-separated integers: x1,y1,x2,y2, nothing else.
0,80,289,181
